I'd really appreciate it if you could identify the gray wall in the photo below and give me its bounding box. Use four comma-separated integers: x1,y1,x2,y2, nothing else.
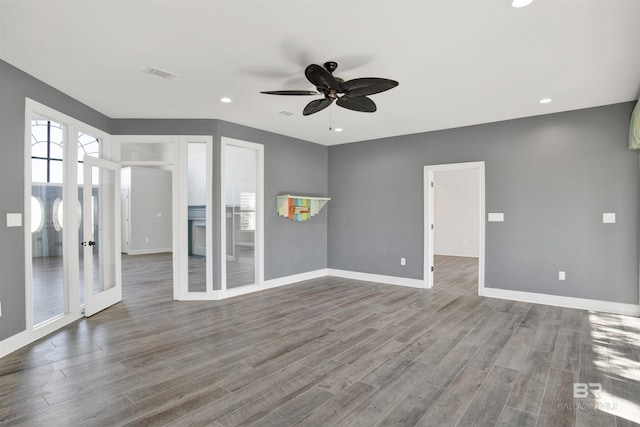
0,60,112,341
328,102,639,304
127,167,173,252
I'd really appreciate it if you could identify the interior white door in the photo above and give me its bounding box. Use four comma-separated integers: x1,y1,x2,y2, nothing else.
83,156,122,316
427,171,435,288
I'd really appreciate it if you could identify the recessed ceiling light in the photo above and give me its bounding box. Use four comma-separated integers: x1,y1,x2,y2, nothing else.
220,97,232,103
539,98,552,104
510,0,534,7
334,128,343,132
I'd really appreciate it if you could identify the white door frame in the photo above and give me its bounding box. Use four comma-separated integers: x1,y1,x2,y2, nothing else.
424,161,485,295
220,137,264,293
112,135,181,299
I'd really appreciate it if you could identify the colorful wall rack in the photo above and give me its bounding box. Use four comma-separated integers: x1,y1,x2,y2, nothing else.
276,194,330,222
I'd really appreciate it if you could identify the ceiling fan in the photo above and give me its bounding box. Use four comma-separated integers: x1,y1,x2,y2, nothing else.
261,61,398,116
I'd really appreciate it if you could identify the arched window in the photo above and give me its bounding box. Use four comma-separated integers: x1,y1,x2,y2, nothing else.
52,198,82,231
77,131,100,184
30,196,44,233
31,120,64,183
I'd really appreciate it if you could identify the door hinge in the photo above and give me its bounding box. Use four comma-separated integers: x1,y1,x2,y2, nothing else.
431,181,434,188
431,266,434,272
431,224,434,230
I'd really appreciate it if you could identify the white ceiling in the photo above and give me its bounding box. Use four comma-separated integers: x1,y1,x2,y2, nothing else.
1,0,639,146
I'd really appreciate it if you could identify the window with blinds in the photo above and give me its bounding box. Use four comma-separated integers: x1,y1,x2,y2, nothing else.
240,192,256,231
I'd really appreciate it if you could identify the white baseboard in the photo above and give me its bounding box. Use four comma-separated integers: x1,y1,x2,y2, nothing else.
327,269,425,289
0,312,83,359
124,248,172,255
483,287,640,317
213,269,329,300
0,330,30,359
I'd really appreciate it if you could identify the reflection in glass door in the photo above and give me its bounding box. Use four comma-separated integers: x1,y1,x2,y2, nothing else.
30,118,67,325
222,138,263,290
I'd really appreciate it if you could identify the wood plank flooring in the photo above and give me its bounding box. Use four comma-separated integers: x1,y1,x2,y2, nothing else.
1,255,639,426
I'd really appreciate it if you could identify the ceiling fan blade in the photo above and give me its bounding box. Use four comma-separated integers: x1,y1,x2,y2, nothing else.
305,64,341,91
261,90,319,96
303,98,333,116
336,96,377,113
341,78,399,97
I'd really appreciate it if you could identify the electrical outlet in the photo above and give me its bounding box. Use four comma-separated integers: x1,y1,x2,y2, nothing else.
559,271,566,281
400,257,406,266
145,237,150,243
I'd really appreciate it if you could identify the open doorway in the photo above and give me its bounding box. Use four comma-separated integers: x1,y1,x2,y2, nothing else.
424,162,485,295
120,165,174,299
117,137,177,301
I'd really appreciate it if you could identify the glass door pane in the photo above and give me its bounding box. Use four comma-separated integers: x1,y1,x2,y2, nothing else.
225,145,257,289
30,118,66,326
187,142,207,293
84,157,121,316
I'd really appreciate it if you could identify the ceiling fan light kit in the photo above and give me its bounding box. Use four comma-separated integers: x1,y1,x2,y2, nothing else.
261,61,398,116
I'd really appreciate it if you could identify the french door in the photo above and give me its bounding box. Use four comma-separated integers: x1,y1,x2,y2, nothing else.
82,156,122,316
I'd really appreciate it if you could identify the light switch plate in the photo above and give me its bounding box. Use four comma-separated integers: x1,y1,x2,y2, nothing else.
6,213,22,227
603,213,616,224
488,213,504,222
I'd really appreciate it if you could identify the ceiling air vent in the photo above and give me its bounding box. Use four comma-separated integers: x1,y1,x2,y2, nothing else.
279,110,294,116
142,66,179,80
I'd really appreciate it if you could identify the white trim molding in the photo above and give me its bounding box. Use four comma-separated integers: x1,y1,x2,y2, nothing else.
483,286,640,317
123,248,173,255
327,269,424,289
210,269,328,300
0,312,83,359
0,331,30,359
